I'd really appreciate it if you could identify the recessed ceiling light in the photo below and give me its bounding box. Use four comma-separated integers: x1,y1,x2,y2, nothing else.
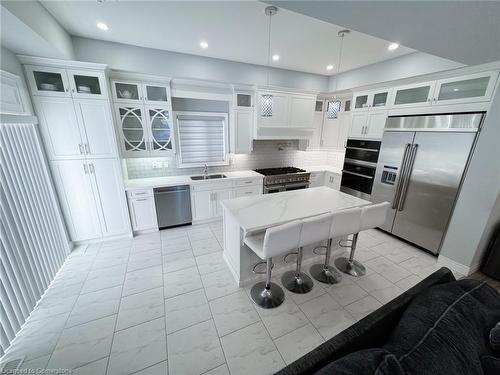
200,41,208,49
96,22,109,31
453,88,460,92
388,43,399,51
272,54,280,61
326,64,334,71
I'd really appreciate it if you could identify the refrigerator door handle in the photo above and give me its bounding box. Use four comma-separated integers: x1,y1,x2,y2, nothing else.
392,143,411,209
397,144,419,211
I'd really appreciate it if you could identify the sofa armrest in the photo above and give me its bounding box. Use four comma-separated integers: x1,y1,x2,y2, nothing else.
276,267,455,375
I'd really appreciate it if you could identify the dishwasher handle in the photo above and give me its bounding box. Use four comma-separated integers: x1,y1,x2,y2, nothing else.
154,185,190,193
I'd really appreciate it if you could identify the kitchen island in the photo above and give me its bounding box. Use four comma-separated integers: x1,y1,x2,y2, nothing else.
220,186,371,286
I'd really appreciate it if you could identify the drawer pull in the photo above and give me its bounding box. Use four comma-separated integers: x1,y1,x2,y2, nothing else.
136,198,149,202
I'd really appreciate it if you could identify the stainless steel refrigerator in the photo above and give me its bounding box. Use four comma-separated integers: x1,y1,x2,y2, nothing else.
371,113,484,254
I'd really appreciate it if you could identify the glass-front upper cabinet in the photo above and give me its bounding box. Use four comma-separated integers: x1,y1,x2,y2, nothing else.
114,104,148,156
391,81,435,108
353,89,392,111
67,69,108,99
353,93,369,110
25,66,71,97
144,84,170,105
146,107,174,154
433,71,498,105
112,81,143,102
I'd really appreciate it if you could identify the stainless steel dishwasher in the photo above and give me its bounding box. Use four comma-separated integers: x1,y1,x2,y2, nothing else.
154,185,192,229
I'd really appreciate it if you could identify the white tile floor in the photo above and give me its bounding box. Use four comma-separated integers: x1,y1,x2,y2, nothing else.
1,220,484,375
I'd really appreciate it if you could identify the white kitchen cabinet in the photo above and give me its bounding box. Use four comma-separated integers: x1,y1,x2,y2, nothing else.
432,71,498,106
213,188,232,217
192,190,213,221
325,172,341,190
34,96,84,160
391,81,436,109
67,69,108,99
50,160,103,241
0,70,30,114
309,101,324,148
233,185,262,198
349,109,388,140
74,99,117,158
114,103,174,158
51,159,130,242
288,95,315,128
323,111,352,147
353,89,392,111
112,79,171,106
88,159,130,237
25,65,71,97
309,172,325,188
35,96,117,160
127,193,158,232
233,109,253,154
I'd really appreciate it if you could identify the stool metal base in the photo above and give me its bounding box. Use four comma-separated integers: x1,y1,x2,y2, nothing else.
334,257,366,277
281,271,313,294
250,281,285,309
310,264,342,284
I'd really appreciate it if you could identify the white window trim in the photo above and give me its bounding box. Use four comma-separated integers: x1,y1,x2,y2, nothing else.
175,111,229,168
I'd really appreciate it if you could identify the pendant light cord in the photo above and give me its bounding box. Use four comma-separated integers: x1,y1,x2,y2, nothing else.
333,30,348,95
266,12,272,87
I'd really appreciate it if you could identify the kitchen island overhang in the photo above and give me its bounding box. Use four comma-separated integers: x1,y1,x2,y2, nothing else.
220,187,372,286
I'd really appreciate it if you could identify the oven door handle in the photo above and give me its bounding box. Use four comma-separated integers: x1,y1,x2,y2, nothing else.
264,184,285,193
345,146,379,152
341,170,373,180
284,182,310,189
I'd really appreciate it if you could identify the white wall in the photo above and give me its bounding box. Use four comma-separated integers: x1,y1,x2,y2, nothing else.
1,46,33,113
1,1,74,59
328,52,464,91
439,87,500,272
472,191,500,266
72,37,329,91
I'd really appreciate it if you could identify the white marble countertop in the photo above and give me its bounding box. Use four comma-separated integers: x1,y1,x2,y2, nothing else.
220,186,371,233
124,170,263,190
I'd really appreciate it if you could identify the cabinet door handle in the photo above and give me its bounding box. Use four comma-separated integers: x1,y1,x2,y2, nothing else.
136,198,148,202
83,163,88,174
84,144,90,154
72,88,75,93
89,163,95,174
79,144,84,154
65,88,69,93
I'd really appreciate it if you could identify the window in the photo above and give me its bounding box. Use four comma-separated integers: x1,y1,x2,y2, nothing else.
176,112,229,167
261,94,273,117
326,100,341,119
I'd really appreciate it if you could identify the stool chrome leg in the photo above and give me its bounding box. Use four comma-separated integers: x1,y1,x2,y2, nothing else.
251,258,285,309
310,238,342,284
334,233,366,277
282,247,314,294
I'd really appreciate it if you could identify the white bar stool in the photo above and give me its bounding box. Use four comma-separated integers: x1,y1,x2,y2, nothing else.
335,202,390,277
282,213,332,294
310,207,361,284
244,220,302,308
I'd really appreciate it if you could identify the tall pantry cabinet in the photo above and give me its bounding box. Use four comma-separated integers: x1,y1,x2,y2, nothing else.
20,56,131,243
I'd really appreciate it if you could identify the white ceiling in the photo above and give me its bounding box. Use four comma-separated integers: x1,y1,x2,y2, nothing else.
40,0,413,76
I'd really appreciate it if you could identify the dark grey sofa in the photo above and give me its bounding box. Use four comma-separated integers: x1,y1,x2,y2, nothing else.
276,267,500,375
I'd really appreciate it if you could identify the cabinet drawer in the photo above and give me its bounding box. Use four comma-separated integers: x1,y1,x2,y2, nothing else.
234,186,262,198
233,178,262,187
127,188,153,198
191,181,233,192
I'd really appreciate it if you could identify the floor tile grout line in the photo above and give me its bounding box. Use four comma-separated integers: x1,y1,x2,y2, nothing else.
104,243,133,375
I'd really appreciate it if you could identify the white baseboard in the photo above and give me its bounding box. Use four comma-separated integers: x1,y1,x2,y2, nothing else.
437,255,477,276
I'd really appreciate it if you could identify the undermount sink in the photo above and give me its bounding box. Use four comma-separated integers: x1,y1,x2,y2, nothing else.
190,174,227,180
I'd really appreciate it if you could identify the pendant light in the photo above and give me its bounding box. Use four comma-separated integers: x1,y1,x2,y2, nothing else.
333,29,350,94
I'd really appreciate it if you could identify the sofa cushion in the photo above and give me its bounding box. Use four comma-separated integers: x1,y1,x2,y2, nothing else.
313,348,405,375
383,279,500,375
489,321,500,351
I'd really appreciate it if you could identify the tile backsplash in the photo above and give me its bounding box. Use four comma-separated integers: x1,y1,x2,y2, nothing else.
125,140,345,179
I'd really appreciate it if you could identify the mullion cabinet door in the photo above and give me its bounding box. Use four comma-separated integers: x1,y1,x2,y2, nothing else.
143,83,171,105
114,103,149,157
145,106,174,154
25,65,71,97
67,69,108,99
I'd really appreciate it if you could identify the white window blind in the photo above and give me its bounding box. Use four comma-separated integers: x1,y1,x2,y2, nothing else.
0,116,70,357
175,112,228,167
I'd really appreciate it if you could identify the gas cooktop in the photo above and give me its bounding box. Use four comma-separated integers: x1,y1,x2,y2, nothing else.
254,167,306,176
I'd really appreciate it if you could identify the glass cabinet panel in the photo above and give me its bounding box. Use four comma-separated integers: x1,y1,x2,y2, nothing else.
394,86,430,105
372,92,388,107
354,95,368,109
73,75,101,95
118,106,147,152
115,82,140,100
148,108,173,152
260,94,273,117
237,94,252,107
145,85,168,103
437,76,490,101
33,71,66,93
